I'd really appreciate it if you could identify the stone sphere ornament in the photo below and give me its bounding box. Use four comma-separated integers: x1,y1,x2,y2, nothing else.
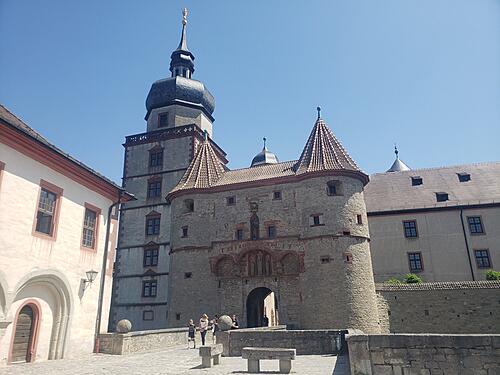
218,315,234,331
116,319,132,333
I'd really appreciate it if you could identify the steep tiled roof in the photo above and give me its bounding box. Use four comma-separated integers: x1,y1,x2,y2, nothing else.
170,138,226,193
365,162,500,213
294,118,361,174
0,104,131,195
214,161,296,186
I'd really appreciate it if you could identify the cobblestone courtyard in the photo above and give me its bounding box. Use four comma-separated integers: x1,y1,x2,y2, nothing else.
1,346,350,375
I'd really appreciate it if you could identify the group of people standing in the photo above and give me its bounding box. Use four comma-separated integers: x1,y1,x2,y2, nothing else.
187,314,239,348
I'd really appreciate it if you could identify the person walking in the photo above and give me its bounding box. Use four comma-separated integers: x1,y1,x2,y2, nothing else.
199,314,209,346
211,314,219,343
187,319,196,349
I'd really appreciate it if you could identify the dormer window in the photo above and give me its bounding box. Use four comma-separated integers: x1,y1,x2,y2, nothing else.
411,176,423,186
436,192,449,202
457,172,470,182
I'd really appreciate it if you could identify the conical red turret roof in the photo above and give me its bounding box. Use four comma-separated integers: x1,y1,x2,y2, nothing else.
294,117,362,175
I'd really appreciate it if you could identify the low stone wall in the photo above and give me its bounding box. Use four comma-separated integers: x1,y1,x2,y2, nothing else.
376,281,500,334
98,327,213,355
348,333,500,375
217,326,347,357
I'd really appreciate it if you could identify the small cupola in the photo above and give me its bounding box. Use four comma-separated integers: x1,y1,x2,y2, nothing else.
386,144,410,172
170,8,195,78
251,138,279,167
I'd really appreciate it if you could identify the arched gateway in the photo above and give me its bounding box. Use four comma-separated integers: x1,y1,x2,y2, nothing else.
246,287,278,328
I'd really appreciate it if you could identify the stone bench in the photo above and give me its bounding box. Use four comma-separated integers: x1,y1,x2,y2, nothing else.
199,343,223,368
242,347,296,374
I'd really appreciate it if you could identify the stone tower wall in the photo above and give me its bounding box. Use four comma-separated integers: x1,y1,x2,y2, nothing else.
168,174,380,332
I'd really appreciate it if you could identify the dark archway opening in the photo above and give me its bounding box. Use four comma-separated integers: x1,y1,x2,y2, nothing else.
246,287,278,328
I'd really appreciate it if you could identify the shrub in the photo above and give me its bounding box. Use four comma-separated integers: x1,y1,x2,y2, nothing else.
403,273,422,284
486,270,500,281
386,277,402,284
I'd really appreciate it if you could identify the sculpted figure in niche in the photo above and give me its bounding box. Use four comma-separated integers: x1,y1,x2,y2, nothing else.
250,213,260,240
248,254,256,277
257,251,263,275
264,254,272,276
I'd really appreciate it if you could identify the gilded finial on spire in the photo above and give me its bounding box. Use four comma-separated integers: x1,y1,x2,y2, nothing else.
316,106,321,120
394,143,399,159
182,8,188,26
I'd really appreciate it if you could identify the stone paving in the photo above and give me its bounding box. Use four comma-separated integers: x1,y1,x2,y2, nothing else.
1,345,350,375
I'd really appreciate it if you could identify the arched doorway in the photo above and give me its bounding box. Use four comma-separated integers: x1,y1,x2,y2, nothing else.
10,303,40,363
246,287,278,328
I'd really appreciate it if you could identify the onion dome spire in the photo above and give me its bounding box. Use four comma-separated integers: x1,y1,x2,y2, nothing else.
170,8,195,78
294,109,368,184
251,137,279,167
386,143,411,172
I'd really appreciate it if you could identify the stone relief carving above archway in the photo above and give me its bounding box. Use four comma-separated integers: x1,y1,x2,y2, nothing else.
210,249,304,278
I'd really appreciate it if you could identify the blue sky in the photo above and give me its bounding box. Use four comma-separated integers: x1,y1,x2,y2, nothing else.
1,0,499,183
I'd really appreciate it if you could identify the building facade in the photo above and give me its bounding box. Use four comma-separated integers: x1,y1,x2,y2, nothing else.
365,160,500,282
0,105,133,364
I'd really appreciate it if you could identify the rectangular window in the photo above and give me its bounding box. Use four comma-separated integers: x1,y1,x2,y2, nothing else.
146,217,160,235
147,180,162,198
142,280,157,297
143,310,154,321
403,220,418,238
149,150,163,167
35,183,61,236
467,216,484,235
356,214,363,225
226,196,236,206
411,176,423,186
436,192,449,202
474,250,491,268
235,229,244,240
458,172,471,182
408,252,423,272
267,225,276,238
82,208,97,248
158,112,169,128
143,247,159,267
182,226,188,238
273,191,282,200
310,214,323,226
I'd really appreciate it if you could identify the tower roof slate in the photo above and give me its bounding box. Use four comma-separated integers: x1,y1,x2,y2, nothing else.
294,118,363,175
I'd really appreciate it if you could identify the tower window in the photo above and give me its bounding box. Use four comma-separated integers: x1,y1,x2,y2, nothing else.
273,191,282,200
403,220,418,238
408,252,423,272
147,180,162,198
267,225,277,239
181,226,189,238
411,176,423,186
310,214,324,227
457,172,471,182
143,310,154,321
474,249,491,268
183,199,194,213
226,196,236,206
327,180,343,196
149,149,163,168
145,214,161,236
143,247,159,267
467,216,484,234
142,280,157,297
436,192,449,202
158,112,169,128
356,214,363,225
235,229,244,241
